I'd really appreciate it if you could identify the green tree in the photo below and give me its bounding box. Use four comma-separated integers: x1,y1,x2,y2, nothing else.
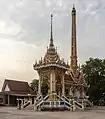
30,77,49,96
81,58,105,105
41,76,48,97
30,79,38,94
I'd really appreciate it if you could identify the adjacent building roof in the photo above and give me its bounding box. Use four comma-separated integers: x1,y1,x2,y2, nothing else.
2,79,30,93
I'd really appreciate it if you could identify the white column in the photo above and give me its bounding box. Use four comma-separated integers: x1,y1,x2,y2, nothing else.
50,70,56,93
62,75,65,96
53,71,56,92
50,72,53,93
38,75,41,94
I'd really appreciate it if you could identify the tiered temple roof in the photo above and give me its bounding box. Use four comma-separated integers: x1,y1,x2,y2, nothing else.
33,43,69,70
33,14,69,71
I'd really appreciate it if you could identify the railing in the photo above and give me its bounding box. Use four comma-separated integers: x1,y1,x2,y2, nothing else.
36,94,49,108
35,94,42,102
34,93,93,111
23,101,31,108
74,100,84,111
86,99,93,107
35,93,73,110
35,94,43,105
61,95,71,103
41,101,67,109
56,94,72,110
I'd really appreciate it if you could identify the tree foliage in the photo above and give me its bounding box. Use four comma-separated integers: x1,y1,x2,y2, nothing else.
30,79,38,94
41,77,48,96
30,77,48,96
81,58,105,105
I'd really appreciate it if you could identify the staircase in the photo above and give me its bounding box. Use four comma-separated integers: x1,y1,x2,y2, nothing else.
57,94,72,110
35,93,72,111
21,94,92,111
35,94,50,109
61,95,84,111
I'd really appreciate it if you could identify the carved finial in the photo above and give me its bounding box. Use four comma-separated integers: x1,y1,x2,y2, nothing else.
67,61,68,65
56,47,57,52
41,57,42,63
47,46,48,52
79,64,80,68
47,46,48,50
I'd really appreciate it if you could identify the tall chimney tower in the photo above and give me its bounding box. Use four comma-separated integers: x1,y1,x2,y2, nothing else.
70,4,78,75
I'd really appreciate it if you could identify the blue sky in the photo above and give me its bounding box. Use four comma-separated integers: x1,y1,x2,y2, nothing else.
0,0,105,89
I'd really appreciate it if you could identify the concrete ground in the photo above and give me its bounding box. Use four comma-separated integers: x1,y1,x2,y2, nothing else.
0,107,105,119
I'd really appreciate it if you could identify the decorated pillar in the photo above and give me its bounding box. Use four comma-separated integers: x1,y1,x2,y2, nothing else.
53,71,56,92
50,70,56,101
50,70,56,93
62,74,65,96
50,72,53,93
38,74,41,94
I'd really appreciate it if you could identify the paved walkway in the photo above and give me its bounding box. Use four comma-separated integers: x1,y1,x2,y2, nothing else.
0,107,105,119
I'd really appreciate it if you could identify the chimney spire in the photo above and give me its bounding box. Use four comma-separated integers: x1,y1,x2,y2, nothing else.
70,4,78,74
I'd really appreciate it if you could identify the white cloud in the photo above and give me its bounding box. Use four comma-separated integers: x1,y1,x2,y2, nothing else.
0,20,21,36
0,0,105,89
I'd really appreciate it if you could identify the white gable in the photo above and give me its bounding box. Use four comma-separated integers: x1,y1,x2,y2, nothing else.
4,84,10,91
